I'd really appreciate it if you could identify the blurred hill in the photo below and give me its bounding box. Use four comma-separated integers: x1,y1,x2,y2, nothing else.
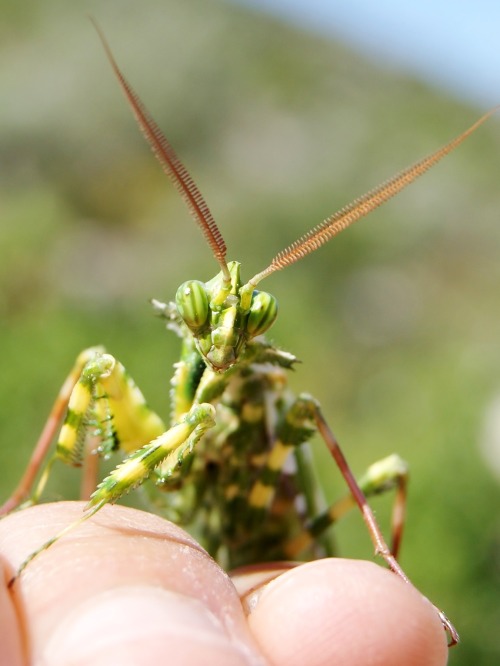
1,1,499,662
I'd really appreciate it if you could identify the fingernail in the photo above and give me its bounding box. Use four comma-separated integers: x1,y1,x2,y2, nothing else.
232,562,298,614
39,586,262,666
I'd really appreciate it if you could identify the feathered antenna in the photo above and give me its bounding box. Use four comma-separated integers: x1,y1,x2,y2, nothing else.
248,107,498,287
91,19,230,283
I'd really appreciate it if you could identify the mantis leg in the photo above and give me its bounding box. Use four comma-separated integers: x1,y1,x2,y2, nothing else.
304,394,459,646
10,402,216,584
246,391,458,645
286,453,408,561
0,347,105,515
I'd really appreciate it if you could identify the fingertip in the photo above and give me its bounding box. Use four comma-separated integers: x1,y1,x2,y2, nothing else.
41,586,262,666
246,559,449,666
0,503,264,666
0,559,24,666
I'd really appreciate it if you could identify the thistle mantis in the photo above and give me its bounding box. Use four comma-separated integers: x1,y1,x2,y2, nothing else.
2,21,496,648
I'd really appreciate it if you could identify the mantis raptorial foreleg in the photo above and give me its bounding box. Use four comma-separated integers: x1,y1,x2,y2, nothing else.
9,397,216,584
0,347,106,515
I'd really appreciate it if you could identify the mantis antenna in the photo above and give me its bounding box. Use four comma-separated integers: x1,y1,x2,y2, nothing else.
248,106,498,287
93,18,497,297
91,18,230,284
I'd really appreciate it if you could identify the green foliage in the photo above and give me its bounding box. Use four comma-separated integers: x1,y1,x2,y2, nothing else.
1,1,500,662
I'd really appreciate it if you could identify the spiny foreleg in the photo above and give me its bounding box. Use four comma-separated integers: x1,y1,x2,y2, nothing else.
10,402,216,584
1,348,168,516
0,347,105,515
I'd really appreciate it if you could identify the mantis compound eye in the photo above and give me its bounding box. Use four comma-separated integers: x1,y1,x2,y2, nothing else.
176,280,210,332
246,290,278,337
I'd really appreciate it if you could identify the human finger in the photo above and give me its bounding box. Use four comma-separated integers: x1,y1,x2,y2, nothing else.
235,558,449,666
0,502,265,666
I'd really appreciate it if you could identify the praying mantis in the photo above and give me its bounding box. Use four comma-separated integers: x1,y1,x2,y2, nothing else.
2,21,497,648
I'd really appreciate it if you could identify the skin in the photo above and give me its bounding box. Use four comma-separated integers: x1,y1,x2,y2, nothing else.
0,502,448,666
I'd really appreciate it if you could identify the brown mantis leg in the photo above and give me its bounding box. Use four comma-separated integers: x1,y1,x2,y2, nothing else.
0,348,104,516
310,397,459,646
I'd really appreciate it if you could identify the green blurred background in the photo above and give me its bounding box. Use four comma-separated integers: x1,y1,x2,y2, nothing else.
1,1,500,662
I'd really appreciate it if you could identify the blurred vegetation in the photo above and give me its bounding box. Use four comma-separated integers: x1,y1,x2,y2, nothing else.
1,0,500,662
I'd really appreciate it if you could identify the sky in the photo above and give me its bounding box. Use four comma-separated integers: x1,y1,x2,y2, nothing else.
237,0,500,108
